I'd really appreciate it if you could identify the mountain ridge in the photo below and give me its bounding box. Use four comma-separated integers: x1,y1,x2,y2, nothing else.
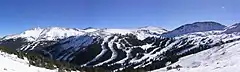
1,21,240,72
2,26,167,41
162,21,227,37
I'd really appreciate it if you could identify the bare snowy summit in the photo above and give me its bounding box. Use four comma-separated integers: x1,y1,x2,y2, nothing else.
2,26,167,41
163,21,226,37
3,27,84,41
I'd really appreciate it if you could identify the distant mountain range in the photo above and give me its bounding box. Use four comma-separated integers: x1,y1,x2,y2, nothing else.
1,21,240,72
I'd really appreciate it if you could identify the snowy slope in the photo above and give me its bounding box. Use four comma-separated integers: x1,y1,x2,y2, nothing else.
3,27,85,41
103,28,166,40
224,23,240,34
53,35,97,61
163,21,226,37
103,26,167,35
0,51,59,72
3,22,240,71
2,26,167,41
152,33,240,72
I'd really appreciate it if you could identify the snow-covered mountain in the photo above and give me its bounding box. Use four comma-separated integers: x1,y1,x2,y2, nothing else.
2,26,167,41
1,21,240,72
3,27,85,41
163,21,226,37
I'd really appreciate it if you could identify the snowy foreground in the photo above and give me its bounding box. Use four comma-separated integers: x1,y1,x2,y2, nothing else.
152,40,240,72
0,51,79,72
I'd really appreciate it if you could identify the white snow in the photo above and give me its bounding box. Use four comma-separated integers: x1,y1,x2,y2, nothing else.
104,29,135,35
3,27,85,41
3,26,167,41
152,39,240,72
164,22,226,37
95,36,119,66
0,51,81,72
141,44,152,50
4,22,240,72
0,51,55,72
224,23,240,34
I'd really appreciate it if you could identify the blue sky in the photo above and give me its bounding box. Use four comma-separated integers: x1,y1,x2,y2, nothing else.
0,0,239,36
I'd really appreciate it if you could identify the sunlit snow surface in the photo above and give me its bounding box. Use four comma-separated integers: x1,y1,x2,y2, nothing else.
3,26,167,41
2,23,240,72
0,51,55,72
0,51,79,72
152,39,240,72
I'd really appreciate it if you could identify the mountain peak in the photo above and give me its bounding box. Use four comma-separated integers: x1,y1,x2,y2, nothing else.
3,27,84,41
2,26,168,41
192,21,221,24
163,21,226,37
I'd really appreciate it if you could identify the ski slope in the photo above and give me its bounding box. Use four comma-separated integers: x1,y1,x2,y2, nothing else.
152,39,240,72
0,51,80,72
